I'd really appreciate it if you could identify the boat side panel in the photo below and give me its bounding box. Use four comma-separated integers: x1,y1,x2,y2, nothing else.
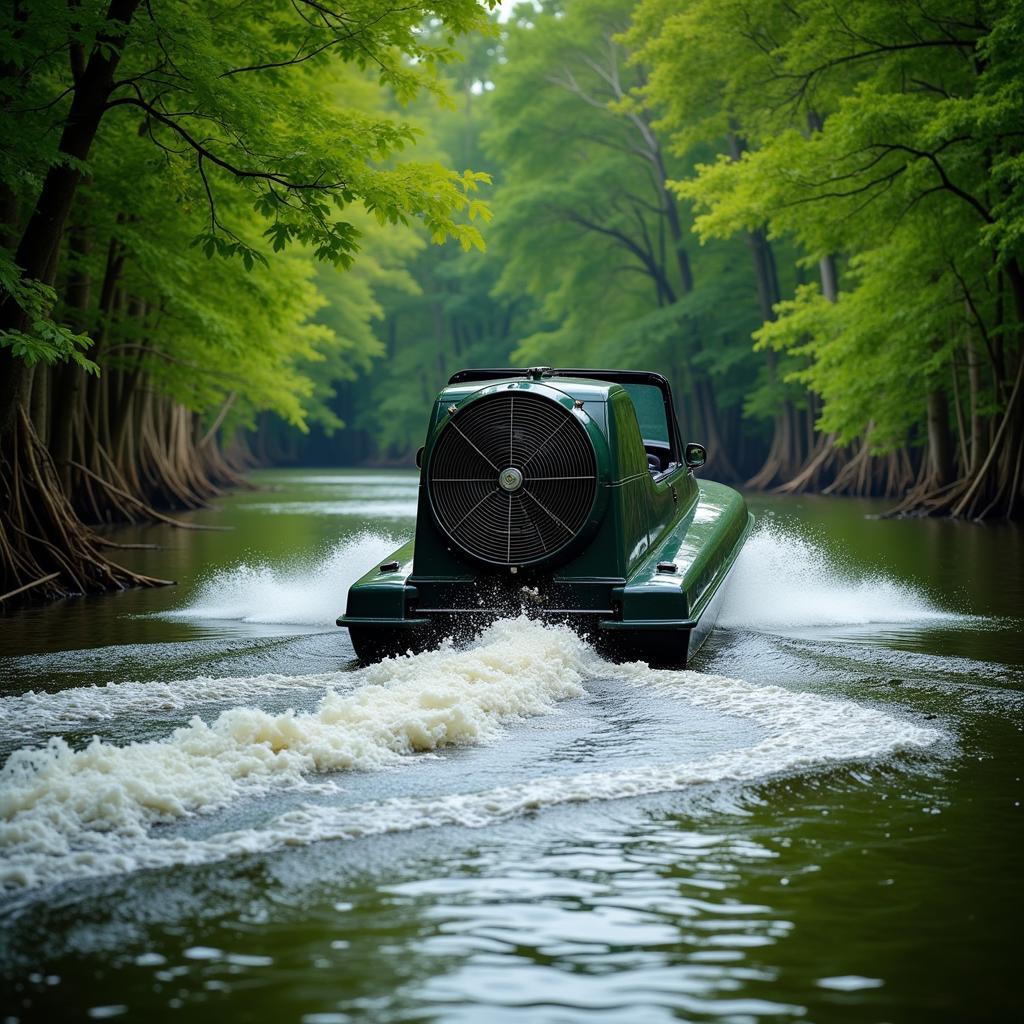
685,552,735,660
338,540,424,627
605,481,750,634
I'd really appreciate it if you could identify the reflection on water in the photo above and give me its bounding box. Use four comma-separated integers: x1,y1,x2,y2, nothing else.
246,500,420,517
0,470,1021,1023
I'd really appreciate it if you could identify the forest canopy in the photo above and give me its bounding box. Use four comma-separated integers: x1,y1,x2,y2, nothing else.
309,0,1024,522
1,0,1022,604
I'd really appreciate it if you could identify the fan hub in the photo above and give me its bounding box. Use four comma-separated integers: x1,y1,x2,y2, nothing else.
498,467,523,492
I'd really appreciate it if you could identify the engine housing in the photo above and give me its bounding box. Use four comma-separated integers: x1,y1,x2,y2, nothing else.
426,388,603,567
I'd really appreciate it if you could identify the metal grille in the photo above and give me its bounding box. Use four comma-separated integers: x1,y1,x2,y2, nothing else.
428,392,597,565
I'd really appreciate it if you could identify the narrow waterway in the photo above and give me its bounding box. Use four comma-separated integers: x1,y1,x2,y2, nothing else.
1,469,1021,1023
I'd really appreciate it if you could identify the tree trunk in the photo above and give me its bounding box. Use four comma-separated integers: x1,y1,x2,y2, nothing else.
0,1,160,603
819,255,839,303
727,133,802,489
0,0,140,430
967,338,984,474
925,387,954,488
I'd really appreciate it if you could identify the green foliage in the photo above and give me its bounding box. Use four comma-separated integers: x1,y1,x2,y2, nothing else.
0,0,499,436
5,0,1020,497
480,0,769,453
279,15,529,463
2,1,497,251
0,254,97,373
634,0,1024,455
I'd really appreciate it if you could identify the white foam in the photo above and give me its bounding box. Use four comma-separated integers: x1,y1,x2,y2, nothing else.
162,531,403,626
719,524,951,630
0,672,335,743
0,618,587,889
0,618,938,892
163,519,949,634
220,652,936,852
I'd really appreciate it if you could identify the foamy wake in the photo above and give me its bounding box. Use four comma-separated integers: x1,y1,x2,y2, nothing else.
719,524,951,629
0,618,938,892
0,673,335,744
161,532,403,626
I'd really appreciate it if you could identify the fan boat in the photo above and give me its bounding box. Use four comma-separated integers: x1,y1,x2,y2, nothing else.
338,368,752,667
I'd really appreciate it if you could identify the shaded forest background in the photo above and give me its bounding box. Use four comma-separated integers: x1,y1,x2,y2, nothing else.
1,0,1022,605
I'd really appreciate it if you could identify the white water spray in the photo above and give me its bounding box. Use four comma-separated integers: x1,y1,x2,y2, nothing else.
0,619,586,889
161,523,949,633
162,532,402,627
0,672,336,743
0,523,954,892
720,524,950,630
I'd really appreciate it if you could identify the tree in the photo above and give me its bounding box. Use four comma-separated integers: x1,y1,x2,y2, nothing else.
632,0,1024,516
275,16,526,467
482,0,768,478
0,0,496,602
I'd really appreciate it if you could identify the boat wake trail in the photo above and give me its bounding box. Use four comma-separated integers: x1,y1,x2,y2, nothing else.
0,618,938,894
161,532,403,627
719,523,954,630
0,670,337,745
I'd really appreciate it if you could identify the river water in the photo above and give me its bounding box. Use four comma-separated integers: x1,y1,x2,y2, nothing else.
0,469,1021,1023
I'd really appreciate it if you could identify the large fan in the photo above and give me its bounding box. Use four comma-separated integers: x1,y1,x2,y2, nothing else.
427,392,598,565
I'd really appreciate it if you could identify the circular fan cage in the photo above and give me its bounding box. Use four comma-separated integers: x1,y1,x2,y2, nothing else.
427,391,599,566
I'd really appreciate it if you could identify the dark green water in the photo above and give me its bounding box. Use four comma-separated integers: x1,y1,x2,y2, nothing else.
0,469,1021,1023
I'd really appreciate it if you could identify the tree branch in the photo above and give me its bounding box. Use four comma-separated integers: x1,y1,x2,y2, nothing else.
105,95,346,191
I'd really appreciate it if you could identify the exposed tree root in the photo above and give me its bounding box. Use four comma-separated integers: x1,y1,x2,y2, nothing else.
773,432,847,495
0,572,60,604
1,406,173,605
69,460,230,531
886,351,1023,520
746,403,808,490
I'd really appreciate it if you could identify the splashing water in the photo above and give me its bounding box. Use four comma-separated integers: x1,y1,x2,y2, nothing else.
0,671,336,744
0,617,939,893
0,619,584,889
719,524,952,630
161,523,950,633
162,532,403,627
0,521,953,892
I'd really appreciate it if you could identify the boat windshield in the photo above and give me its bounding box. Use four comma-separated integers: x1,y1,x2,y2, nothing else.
624,383,670,444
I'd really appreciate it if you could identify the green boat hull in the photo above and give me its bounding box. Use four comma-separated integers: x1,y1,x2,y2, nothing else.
339,369,751,668
339,478,751,668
